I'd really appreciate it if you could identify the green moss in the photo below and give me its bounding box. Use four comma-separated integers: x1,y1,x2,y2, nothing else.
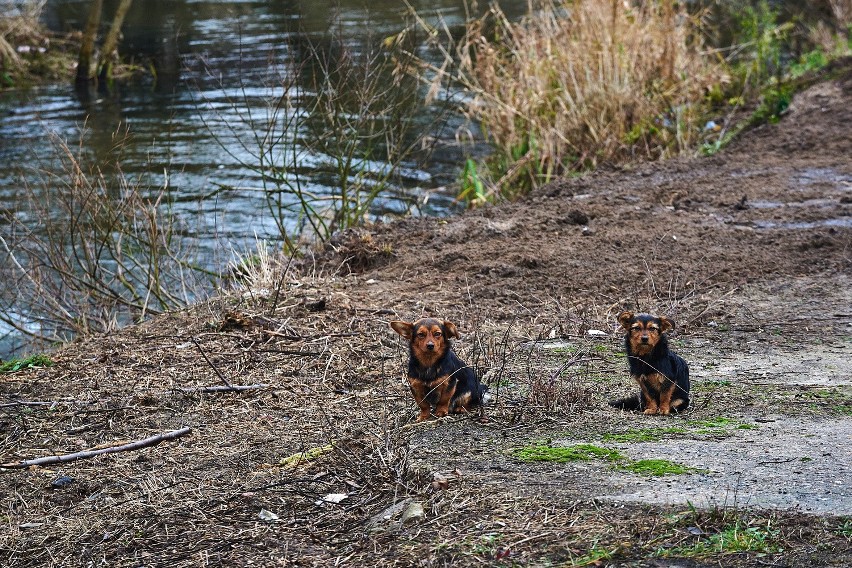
514,443,623,463
689,416,756,435
616,458,700,476
601,427,686,443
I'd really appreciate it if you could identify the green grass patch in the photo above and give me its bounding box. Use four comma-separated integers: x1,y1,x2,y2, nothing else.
567,545,615,566
833,404,852,416
514,443,623,463
688,416,756,434
0,354,54,373
616,458,701,476
603,418,755,443
515,443,700,477
658,521,782,557
601,427,686,443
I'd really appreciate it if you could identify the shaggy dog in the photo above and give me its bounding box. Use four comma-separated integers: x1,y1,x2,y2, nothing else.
390,318,487,421
609,311,690,415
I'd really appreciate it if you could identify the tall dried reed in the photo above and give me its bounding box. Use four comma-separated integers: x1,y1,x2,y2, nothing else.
808,0,852,54
426,0,729,201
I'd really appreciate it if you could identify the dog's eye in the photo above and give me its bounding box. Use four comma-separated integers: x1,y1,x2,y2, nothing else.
417,332,426,338
433,332,442,338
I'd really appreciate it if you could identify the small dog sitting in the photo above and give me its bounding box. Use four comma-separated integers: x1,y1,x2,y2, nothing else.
609,311,690,415
390,318,487,422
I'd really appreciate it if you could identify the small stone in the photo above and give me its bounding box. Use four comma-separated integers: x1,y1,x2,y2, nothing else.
400,502,425,525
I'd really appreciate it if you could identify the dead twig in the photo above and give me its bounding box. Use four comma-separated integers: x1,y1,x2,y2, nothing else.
192,336,233,387
176,384,270,394
0,427,192,469
0,400,58,408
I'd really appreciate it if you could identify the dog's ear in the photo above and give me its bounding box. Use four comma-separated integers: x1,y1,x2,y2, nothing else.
442,321,460,339
659,316,674,334
390,321,413,340
617,311,634,330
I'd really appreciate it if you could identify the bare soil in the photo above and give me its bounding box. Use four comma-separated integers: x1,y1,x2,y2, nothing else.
2,62,851,566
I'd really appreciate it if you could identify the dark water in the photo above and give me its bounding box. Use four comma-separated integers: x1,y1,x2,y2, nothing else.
5,1,528,244
0,1,530,356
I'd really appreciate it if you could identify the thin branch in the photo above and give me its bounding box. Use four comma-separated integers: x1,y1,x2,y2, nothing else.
0,427,192,469
192,337,232,387
176,384,270,394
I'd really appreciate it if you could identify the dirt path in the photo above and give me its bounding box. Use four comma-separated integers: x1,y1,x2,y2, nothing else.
1,62,850,566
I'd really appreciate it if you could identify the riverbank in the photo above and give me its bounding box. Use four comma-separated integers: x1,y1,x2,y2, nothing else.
1,59,850,566
0,7,78,88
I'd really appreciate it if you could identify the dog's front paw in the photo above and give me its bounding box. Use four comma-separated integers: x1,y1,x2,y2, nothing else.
643,407,658,415
417,410,431,422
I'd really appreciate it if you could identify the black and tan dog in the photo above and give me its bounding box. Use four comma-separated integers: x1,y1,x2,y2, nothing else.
609,311,690,415
390,318,487,421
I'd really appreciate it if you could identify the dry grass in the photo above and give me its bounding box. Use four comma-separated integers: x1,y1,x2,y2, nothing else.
440,0,728,200
808,0,852,54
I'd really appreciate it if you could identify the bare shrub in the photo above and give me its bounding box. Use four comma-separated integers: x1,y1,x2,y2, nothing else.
0,127,210,349
452,317,598,419
195,23,449,246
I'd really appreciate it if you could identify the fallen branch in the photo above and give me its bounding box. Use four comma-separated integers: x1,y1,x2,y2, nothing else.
192,337,233,387
0,427,192,469
176,384,270,394
0,400,57,408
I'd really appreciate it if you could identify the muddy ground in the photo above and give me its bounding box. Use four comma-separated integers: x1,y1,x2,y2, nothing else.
1,62,851,566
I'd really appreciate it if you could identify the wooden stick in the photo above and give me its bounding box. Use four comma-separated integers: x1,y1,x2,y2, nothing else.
0,400,57,408
191,337,232,387
0,427,192,469
176,384,270,394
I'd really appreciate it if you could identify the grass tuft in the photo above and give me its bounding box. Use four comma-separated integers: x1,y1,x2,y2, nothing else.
658,520,783,557
445,0,729,200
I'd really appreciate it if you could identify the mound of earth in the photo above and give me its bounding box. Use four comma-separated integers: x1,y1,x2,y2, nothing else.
1,62,850,566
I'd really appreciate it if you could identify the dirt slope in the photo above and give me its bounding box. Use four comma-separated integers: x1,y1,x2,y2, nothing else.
1,63,850,566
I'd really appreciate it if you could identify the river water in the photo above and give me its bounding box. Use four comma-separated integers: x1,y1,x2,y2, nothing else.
0,1,530,357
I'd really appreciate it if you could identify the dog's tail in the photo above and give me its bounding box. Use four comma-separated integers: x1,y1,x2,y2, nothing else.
608,393,641,411
476,382,490,406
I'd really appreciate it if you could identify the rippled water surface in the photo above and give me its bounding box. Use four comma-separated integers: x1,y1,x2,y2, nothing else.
2,1,529,247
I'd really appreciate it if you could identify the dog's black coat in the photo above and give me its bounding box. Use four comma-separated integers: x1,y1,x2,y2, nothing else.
391,318,487,421
610,313,690,414
405,344,487,410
